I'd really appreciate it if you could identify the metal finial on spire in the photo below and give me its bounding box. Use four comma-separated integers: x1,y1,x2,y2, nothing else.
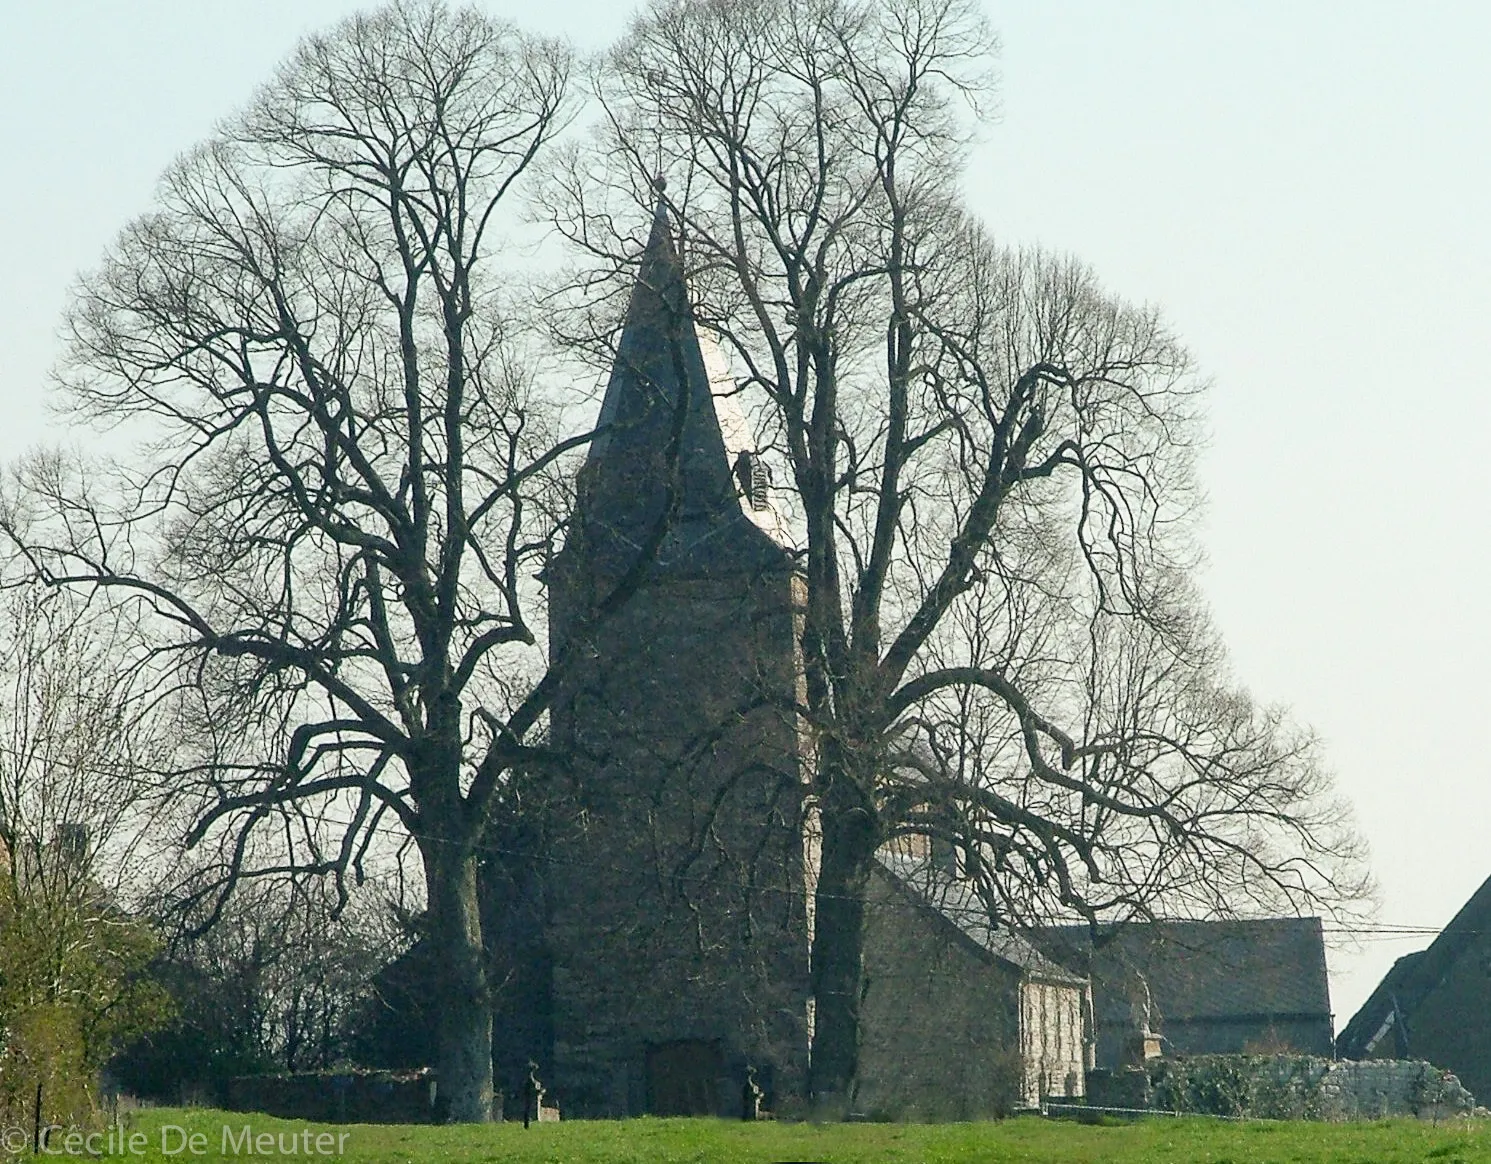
652,174,667,194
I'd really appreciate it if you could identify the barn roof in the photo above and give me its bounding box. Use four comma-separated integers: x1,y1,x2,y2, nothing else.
1337,872,1491,1059
1035,917,1332,1031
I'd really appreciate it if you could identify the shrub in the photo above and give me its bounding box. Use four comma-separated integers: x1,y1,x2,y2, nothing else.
0,870,171,1128
1150,1054,1331,1120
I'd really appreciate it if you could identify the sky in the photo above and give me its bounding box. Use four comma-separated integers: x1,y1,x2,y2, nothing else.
2,1,1488,1030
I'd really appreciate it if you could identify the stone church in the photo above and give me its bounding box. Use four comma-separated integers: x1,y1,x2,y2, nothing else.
369,197,1092,1119
525,197,1090,1118
359,199,1348,1122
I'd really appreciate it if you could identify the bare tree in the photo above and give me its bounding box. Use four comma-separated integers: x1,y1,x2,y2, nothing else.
2,1,578,1120
113,876,401,1101
0,587,165,908
551,0,1368,1103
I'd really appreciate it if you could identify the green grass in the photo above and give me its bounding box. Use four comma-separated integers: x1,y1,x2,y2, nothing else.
38,1107,1485,1163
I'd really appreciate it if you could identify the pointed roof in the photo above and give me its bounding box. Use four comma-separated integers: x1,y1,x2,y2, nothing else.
572,192,788,576
1337,871,1491,1060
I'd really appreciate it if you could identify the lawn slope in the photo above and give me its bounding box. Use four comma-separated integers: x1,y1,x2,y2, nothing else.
97,1107,1490,1163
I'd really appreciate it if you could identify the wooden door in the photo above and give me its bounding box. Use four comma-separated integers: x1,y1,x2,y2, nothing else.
645,1040,723,1116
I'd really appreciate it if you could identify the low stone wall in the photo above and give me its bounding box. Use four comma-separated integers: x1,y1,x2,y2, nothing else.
224,1069,442,1124
1150,1055,1332,1119
1147,1055,1476,1121
1320,1059,1477,1121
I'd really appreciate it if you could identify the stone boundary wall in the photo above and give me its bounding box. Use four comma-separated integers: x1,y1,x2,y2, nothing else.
224,1069,442,1124
1147,1055,1476,1121
1320,1059,1476,1121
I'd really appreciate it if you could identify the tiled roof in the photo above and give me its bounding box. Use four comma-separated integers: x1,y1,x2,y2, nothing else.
1036,918,1332,1029
874,852,1085,984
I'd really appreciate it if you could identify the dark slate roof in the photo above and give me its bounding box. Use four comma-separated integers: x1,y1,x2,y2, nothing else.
874,852,1086,985
1337,872,1491,1059
1335,952,1420,1059
1036,918,1332,1031
570,197,788,577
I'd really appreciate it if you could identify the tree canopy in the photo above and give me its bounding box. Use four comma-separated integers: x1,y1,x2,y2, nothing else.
548,0,1368,1098
4,0,577,1120
1,0,1368,1116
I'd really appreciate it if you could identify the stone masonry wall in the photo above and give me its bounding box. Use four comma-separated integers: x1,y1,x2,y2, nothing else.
545,567,812,1117
1148,1054,1476,1121
1319,1059,1477,1121
1020,978,1088,1107
857,871,1026,1120
224,1071,438,1124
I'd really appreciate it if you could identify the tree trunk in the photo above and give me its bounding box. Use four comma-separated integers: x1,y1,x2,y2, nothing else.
807,780,877,1110
424,835,494,1123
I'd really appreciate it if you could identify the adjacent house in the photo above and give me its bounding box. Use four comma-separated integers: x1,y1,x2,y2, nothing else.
1337,873,1491,1103
862,853,1092,1115
1037,918,1334,1067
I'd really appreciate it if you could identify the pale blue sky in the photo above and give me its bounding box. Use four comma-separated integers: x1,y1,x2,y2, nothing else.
3,1,1488,1028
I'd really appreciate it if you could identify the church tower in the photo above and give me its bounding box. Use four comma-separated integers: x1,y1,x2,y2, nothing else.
543,193,813,1117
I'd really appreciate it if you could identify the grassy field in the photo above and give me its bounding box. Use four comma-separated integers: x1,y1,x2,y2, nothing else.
34,1107,1486,1163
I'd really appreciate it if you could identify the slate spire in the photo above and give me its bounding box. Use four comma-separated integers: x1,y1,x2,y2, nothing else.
575,185,783,574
